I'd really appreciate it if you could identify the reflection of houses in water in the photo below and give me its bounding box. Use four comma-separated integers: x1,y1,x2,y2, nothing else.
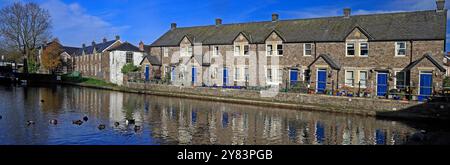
141,95,416,145
109,92,124,122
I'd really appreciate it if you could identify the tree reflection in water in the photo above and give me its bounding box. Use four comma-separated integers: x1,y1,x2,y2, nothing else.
0,85,418,145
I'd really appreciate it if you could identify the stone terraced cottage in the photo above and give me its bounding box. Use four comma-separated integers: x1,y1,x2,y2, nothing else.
144,1,448,101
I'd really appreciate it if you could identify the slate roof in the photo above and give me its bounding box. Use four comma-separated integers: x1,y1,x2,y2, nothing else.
141,55,162,66
150,10,447,47
308,54,341,70
403,53,446,72
108,42,142,52
74,40,119,56
62,46,81,55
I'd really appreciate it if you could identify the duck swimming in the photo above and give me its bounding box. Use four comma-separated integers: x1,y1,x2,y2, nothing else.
134,125,141,132
125,119,135,125
98,124,106,130
114,122,120,127
49,119,58,125
72,120,83,125
27,120,35,126
83,116,88,121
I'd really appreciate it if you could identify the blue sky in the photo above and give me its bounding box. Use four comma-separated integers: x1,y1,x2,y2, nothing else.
1,0,449,49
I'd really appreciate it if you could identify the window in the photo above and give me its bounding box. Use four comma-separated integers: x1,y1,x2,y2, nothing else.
395,71,406,89
126,52,133,64
346,43,355,56
244,45,249,55
171,67,176,81
359,71,368,88
360,43,368,56
234,67,240,80
304,43,312,56
163,48,168,57
244,67,249,81
188,47,193,56
277,44,283,55
396,42,406,56
267,45,273,56
212,67,218,79
180,67,185,80
234,45,241,56
267,68,273,82
213,46,219,56
278,69,283,83
345,71,355,86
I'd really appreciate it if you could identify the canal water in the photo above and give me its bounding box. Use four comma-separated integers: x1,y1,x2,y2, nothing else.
0,85,420,145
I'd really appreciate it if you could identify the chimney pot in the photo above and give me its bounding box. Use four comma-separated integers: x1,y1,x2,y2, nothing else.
103,37,107,43
215,18,222,26
171,23,177,30
139,41,145,51
272,13,279,22
115,35,120,41
344,8,351,18
437,0,446,11
92,41,96,46
82,43,86,48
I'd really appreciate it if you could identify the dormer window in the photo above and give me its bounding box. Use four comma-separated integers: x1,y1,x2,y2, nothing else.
277,44,283,55
346,43,355,56
244,45,249,55
234,45,241,56
213,46,219,56
360,43,368,56
266,45,273,56
188,47,193,56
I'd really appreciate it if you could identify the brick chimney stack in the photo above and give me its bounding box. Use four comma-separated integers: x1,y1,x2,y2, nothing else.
139,41,145,51
215,18,222,26
103,37,107,43
115,35,120,41
272,13,279,22
437,0,446,12
344,8,351,18
171,23,177,30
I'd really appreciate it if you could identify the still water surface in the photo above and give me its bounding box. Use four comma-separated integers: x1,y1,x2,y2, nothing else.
0,85,419,145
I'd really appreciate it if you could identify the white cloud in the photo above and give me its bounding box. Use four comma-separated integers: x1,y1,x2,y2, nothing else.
40,0,130,46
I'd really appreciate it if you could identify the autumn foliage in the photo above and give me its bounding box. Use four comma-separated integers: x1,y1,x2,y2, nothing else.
42,40,63,74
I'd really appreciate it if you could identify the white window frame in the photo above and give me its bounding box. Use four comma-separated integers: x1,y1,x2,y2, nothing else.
359,70,368,88
163,47,168,57
345,70,355,87
244,66,249,82
359,42,369,57
266,44,273,56
276,44,283,56
234,66,241,81
395,42,407,56
303,43,312,56
234,45,241,56
346,43,355,57
394,71,406,89
213,46,219,56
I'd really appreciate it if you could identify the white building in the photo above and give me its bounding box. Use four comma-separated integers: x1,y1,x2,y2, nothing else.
108,42,145,85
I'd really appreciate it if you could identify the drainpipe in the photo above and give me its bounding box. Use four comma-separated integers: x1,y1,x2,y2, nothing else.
256,43,260,86
410,40,413,63
314,41,317,59
160,47,163,79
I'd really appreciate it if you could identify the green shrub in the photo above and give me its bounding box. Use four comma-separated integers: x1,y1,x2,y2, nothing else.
444,76,450,88
121,63,140,74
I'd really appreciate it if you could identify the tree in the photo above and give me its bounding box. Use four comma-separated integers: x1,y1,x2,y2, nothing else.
41,40,62,74
0,2,52,73
121,63,140,74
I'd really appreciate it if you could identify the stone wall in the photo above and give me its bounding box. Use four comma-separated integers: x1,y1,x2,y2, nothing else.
124,82,424,113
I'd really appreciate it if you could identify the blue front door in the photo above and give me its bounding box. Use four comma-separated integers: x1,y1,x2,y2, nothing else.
223,68,228,86
290,69,298,87
377,73,388,96
317,69,327,93
144,65,150,81
191,67,197,85
419,72,433,101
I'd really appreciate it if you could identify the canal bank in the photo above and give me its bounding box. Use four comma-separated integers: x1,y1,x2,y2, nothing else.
58,81,450,122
